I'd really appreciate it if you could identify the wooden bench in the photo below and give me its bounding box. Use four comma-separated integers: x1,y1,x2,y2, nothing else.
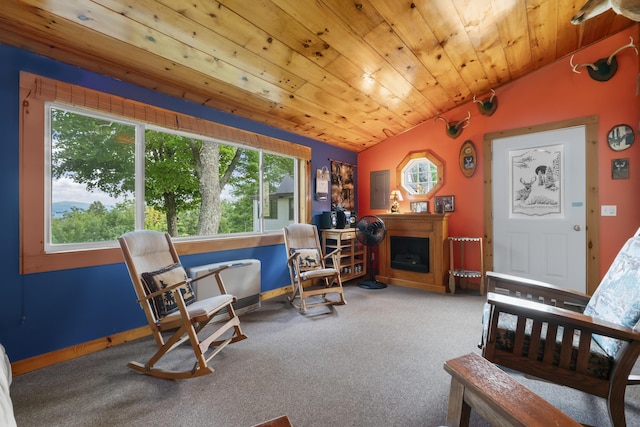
252,415,293,427
443,352,583,427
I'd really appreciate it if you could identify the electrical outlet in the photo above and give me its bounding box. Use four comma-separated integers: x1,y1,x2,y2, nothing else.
601,205,617,216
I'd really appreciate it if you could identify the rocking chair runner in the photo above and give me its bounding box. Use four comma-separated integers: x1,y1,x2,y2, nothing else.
283,223,346,312
481,229,640,427
119,230,247,379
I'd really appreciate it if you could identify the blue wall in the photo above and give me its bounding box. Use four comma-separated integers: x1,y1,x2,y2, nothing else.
0,44,357,362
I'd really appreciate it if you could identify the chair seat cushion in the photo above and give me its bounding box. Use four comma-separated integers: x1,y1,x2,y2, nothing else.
159,294,235,324
142,263,195,318
491,311,613,380
300,268,338,280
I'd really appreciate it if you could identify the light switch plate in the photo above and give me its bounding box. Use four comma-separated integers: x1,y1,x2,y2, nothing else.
601,205,617,216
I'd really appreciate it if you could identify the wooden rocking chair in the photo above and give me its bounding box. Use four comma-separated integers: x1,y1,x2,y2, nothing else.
481,229,640,426
283,223,346,312
119,230,247,379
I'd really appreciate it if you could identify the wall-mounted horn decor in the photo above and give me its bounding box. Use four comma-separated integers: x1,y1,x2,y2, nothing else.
473,89,498,116
571,0,640,25
570,36,638,81
435,111,470,139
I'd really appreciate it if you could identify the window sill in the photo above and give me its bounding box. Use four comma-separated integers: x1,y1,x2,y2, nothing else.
22,233,284,274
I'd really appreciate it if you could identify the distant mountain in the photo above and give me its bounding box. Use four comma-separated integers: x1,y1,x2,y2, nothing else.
52,201,91,218
51,201,114,218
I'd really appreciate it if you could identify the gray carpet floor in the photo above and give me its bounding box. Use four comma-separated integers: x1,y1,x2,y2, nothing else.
9,283,640,426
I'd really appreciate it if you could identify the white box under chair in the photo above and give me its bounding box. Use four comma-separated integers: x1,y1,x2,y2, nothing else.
187,259,261,322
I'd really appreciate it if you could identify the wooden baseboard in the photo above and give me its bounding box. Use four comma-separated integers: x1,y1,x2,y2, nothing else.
11,288,291,376
260,286,291,300
11,326,151,376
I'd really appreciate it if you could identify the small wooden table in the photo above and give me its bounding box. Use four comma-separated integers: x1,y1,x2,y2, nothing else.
443,353,583,427
448,237,484,294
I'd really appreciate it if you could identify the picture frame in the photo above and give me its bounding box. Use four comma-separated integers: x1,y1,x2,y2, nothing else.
612,158,629,180
434,195,455,213
607,124,634,152
410,201,429,213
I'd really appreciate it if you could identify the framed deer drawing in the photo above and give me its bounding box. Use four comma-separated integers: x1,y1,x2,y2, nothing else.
510,145,562,217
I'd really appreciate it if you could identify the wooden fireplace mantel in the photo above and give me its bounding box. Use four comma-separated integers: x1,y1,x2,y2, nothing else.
376,213,450,293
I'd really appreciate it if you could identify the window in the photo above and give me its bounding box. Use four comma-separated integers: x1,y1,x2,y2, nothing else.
396,150,444,200
48,106,136,249
402,158,438,195
20,72,311,273
46,105,297,252
289,198,294,221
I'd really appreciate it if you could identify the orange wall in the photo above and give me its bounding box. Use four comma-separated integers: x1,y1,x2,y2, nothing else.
358,26,640,280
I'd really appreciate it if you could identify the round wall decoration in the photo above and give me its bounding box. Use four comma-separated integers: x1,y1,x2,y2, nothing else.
459,140,477,177
607,124,634,151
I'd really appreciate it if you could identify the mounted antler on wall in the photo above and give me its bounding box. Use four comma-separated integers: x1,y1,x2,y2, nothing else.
473,89,498,116
571,0,640,24
434,112,470,139
570,36,638,81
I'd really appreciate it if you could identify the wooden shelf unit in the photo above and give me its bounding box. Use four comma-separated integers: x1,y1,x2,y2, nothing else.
321,228,366,282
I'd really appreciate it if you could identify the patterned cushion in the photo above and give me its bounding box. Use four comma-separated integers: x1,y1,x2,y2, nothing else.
584,236,640,357
141,263,195,318
492,312,613,380
291,248,322,272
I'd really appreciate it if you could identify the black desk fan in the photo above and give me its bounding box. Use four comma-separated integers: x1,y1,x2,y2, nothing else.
355,215,387,289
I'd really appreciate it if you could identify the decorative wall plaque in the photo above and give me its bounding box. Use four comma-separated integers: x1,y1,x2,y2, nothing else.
607,124,634,151
459,140,476,178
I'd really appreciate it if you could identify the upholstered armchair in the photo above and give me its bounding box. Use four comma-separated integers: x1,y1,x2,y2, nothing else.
481,230,640,426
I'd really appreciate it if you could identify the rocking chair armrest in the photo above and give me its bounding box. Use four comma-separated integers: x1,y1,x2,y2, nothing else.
286,249,339,262
137,280,190,303
488,292,640,342
287,251,301,264
188,261,251,294
189,265,230,283
486,271,591,312
323,248,341,260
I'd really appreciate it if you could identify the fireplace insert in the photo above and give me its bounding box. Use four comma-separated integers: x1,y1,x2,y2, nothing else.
390,236,429,273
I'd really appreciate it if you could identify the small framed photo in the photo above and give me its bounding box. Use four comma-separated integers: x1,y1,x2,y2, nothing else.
612,158,629,180
410,201,429,213
434,195,455,213
607,124,635,151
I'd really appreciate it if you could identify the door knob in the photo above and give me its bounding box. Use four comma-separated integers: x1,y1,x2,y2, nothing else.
573,225,581,231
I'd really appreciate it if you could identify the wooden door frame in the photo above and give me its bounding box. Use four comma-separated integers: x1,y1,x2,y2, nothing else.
483,116,600,295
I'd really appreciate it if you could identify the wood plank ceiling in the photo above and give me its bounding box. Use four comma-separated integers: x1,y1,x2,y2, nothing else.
0,0,635,152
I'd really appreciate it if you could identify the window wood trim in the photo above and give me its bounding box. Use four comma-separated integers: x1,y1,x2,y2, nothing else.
21,72,311,159
19,72,308,274
396,150,444,201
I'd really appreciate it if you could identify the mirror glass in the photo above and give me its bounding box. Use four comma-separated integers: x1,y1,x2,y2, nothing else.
397,150,443,200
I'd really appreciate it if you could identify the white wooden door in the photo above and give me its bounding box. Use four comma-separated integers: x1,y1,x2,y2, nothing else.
492,126,586,292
